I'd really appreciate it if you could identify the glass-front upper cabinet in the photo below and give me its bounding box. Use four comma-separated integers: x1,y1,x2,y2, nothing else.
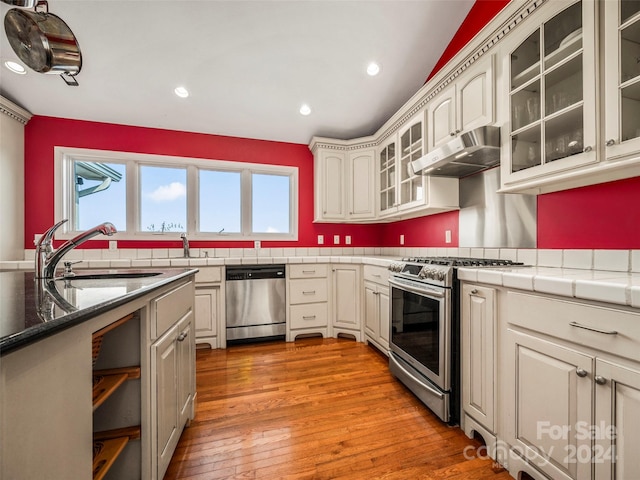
398,121,424,209
378,138,396,215
604,0,640,159
505,0,596,184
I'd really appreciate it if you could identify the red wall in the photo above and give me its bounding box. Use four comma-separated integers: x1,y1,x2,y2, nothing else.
24,116,383,249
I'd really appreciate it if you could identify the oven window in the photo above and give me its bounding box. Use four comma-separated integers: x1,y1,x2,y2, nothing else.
391,287,441,376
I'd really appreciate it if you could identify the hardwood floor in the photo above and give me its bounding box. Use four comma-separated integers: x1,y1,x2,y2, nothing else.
165,337,511,480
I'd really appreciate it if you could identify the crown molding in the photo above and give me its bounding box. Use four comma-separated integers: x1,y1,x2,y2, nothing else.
0,95,32,125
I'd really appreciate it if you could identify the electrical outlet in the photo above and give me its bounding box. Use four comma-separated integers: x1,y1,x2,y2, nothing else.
400,234,405,245
109,240,117,251
345,235,351,245
254,240,261,249
445,230,452,244
317,235,324,245
333,235,340,245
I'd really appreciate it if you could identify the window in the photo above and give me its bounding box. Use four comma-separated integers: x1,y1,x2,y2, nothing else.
55,148,298,241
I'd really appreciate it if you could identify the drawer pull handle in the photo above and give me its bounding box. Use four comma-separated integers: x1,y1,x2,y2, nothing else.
302,270,316,274
576,368,588,378
372,274,381,278
595,376,607,385
303,290,316,295
303,315,316,320
177,332,188,342
569,321,618,335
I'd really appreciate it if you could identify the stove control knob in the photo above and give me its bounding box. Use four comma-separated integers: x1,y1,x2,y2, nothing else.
437,271,445,281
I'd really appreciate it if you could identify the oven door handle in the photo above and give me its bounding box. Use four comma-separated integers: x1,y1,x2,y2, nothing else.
388,278,445,298
389,354,444,399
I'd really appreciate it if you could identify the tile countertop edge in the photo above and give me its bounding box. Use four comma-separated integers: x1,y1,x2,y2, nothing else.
458,266,640,308
0,268,198,357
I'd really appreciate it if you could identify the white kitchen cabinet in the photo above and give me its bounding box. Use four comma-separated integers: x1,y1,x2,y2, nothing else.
378,136,397,216
594,359,640,480
363,265,390,353
194,267,223,349
461,284,496,457
287,264,330,340
150,281,195,480
427,53,495,151
378,114,459,220
504,329,593,480
311,141,375,223
500,289,640,480
331,264,361,340
604,1,640,162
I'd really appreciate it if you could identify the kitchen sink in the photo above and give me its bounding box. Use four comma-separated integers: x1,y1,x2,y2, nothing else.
56,271,162,280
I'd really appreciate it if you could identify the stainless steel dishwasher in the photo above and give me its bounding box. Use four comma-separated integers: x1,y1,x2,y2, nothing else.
225,264,286,342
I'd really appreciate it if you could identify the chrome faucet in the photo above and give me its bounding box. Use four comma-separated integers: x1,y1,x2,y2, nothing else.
35,219,117,279
180,233,190,258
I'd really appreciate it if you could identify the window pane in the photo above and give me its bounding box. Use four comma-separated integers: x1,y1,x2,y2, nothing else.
199,170,241,233
252,173,290,234
74,161,126,231
140,165,186,232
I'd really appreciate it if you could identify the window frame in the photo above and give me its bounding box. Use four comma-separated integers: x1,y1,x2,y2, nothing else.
54,147,299,241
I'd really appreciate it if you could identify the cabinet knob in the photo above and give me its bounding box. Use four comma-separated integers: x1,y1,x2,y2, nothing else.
606,139,616,146
470,289,478,294
582,146,593,153
177,332,188,342
576,368,588,378
450,130,460,137
594,375,607,385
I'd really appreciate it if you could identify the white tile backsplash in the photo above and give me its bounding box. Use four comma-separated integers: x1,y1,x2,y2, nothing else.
631,251,640,273
593,250,630,272
563,250,593,269
517,249,537,266
537,249,563,267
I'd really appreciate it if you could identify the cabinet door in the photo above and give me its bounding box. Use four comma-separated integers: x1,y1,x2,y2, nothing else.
461,284,495,432
398,120,426,210
378,137,397,215
364,282,378,339
501,0,597,190
458,54,494,132
378,287,389,348
153,324,179,479
194,286,218,342
332,265,360,331
348,149,375,220
604,0,640,159
595,359,640,480
177,312,195,427
428,86,456,150
505,329,593,480
316,149,346,221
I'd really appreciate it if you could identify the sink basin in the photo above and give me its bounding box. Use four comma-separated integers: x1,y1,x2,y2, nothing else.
56,272,162,280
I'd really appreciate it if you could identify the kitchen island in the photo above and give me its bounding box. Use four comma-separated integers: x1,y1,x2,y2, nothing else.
0,268,198,480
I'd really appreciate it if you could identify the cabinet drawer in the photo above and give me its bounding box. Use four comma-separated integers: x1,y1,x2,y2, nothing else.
363,265,389,285
153,281,193,339
507,291,640,361
195,267,221,283
290,303,328,329
289,264,328,279
289,278,328,304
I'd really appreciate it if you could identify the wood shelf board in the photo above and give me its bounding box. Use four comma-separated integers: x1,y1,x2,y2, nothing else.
92,373,128,411
93,436,128,480
94,425,141,441
94,365,141,380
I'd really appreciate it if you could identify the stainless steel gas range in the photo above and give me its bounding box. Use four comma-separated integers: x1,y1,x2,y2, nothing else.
387,256,522,425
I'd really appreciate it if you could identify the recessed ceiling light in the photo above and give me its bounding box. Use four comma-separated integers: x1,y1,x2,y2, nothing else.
4,61,26,75
366,62,381,76
174,86,189,98
299,104,311,116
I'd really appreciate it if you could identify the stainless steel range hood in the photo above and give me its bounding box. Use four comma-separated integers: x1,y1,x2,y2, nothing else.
410,125,500,178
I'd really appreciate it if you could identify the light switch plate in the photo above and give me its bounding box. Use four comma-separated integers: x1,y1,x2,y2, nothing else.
317,235,324,245
333,235,340,245
400,234,405,245
345,235,351,245
445,230,452,244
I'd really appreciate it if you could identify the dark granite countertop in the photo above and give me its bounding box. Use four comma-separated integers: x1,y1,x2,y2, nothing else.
0,268,198,356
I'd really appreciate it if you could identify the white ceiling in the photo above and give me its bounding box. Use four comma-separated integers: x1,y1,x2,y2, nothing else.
0,0,474,145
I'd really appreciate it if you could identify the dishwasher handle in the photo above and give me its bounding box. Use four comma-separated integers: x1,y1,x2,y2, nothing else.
226,265,286,281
